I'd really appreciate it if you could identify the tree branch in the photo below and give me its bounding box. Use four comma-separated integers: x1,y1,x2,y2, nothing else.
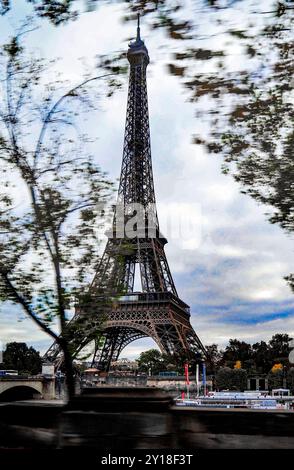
0,270,60,342
34,73,115,165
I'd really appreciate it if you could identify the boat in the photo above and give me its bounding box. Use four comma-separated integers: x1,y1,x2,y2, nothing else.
174,391,293,410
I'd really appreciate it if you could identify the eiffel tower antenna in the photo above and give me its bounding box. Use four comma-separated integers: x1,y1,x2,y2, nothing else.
136,12,141,41
44,17,206,370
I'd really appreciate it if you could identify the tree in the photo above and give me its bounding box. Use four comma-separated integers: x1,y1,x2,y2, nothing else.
271,363,283,372
1,4,292,290
268,334,292,365
223,339,252,369
3,2,292,219
0,0,76,24
137,347,202,376
137,349,164,375
205,343,222,375
232,368,247,392
216,367,233,391
0,30,116,399
215,366,247,392
93,1,294,292
1,2,293,391
161,2,294,288
252,341,271,374
125,1,294,291
2,342,42,375
164,353,201,375
268,370,284,390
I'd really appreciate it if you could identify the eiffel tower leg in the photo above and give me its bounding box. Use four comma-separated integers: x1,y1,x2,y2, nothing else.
95,329,120,371
155,323,204,360
93,327,148,371
185,328,206,357
90,336,102,367
155,324,185,356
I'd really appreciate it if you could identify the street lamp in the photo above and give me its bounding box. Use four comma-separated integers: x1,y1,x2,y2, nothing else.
202,360,207,396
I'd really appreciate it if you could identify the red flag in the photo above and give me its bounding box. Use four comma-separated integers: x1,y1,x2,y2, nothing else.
184,363,190,385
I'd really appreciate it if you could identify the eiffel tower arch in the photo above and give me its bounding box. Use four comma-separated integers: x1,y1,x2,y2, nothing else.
44,15,206,370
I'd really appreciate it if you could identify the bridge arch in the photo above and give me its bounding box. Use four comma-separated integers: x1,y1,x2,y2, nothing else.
0,385,42,401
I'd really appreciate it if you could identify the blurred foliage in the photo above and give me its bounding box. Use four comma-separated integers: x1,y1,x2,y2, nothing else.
0,28,116,398
1,4,293,228
128,1,294,291
0,0,77,24
2,0,291,290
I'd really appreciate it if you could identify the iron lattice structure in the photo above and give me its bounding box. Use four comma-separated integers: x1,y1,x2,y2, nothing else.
44,18,206,370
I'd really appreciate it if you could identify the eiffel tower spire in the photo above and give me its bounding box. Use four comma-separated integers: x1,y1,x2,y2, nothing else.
136,12,141,42
44,18,206,370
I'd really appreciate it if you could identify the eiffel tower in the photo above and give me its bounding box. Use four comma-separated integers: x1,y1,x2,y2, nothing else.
44,15,206,370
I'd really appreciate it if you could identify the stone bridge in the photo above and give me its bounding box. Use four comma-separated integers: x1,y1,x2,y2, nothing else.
0,377,55,401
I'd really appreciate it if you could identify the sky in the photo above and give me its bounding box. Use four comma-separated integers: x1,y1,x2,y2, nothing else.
0,0,293,359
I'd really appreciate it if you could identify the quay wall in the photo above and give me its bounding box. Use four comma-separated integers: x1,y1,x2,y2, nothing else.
1,388,294,449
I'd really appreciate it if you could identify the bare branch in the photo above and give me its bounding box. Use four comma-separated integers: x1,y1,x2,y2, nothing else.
34,73,115,165
0,269,60,342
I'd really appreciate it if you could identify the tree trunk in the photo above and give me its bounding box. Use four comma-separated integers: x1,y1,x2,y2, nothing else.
62,341,76,401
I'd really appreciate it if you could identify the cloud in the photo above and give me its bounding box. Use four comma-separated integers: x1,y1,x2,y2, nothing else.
0,303,55,352
192,313,294,349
